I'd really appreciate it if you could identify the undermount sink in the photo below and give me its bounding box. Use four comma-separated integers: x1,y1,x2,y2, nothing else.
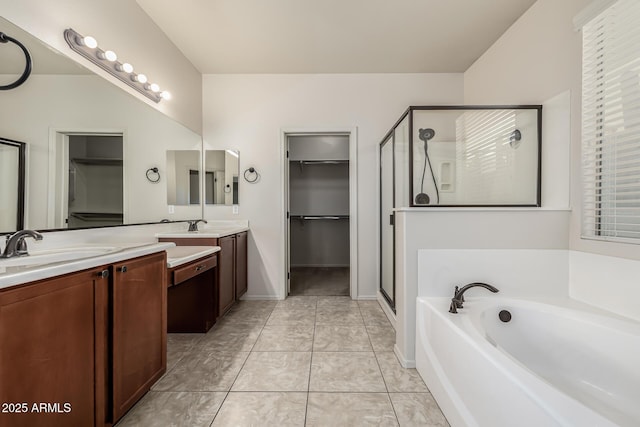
0,246,121,268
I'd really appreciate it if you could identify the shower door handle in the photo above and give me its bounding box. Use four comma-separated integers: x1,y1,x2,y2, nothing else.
389,214,394,226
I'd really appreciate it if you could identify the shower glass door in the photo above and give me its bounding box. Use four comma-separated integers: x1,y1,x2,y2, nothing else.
380,134,395,310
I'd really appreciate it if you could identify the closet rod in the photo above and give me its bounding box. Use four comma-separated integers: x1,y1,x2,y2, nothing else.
290,215,349,220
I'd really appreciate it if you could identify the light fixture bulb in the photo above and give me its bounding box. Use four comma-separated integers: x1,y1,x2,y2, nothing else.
149,83,160,92
83,36,98,49
160,91,172,100
97,49,118,62
104,50,117,62
136,73,148,84
123,63,134,73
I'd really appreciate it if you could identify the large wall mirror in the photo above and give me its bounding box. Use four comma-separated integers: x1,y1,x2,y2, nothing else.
0,17,203,233
205,150,239,205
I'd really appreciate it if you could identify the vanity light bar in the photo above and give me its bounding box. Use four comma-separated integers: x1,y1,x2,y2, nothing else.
64,28,170,103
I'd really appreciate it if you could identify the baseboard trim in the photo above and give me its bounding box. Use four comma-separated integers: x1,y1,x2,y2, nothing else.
394,344,416,368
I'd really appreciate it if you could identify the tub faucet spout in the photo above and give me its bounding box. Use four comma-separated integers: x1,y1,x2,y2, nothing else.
449,282,499,314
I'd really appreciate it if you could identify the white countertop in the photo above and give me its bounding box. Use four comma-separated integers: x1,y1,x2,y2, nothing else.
166,246,221,268
157,225,249,239
0,242,175,290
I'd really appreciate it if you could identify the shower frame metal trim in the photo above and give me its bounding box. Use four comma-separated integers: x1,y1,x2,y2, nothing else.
398,105,543,208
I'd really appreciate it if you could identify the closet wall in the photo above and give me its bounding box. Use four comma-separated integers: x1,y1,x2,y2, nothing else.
289,135,350,268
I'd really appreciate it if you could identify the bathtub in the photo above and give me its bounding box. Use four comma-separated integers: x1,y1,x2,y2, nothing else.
415,297,640,427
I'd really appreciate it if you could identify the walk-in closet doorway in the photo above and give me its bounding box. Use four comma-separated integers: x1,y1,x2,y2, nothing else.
282,129,358,299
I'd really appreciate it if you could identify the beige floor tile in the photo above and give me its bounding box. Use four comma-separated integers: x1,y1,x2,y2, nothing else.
267,307,316,325
315,306,364,325
166,333,204,370
306,392,398,427
116,391,225,427
309,352,386,392
198,323,263,352
317,295,359,308
253,325,314,351
313,325,372,351
389,393,449,427
212,392,306,426
366,324,396,352
276,296,318,309
232,352,311,391
218,309,272,325
152,351,249,392
376,352,429,392
360,305,391,326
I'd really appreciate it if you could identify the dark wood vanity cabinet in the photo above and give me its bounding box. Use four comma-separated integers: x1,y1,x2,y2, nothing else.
235,231,248,299
111,252,167,422
0,267,108,427
167,254,218,333
0,251,167,427
217,235,236,315
160,231,248,318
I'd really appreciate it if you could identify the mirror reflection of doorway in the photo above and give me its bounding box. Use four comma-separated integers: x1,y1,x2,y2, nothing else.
189,169,200,204
66,134,124,229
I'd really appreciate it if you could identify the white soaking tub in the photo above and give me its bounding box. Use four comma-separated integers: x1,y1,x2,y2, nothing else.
415,297,640,427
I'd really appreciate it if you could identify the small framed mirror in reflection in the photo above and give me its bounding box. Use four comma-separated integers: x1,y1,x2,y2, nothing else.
205,150,239,205
0,137,26,233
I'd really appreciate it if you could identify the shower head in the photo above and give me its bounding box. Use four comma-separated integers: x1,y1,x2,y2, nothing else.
418,128,435,142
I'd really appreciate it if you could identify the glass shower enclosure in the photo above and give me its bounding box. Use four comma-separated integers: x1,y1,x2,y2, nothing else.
379,105,542,310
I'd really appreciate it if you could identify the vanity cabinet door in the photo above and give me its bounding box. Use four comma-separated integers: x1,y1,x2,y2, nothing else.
218,235,236,316
111,252,167,423
0,267,108,427
235,231,248,299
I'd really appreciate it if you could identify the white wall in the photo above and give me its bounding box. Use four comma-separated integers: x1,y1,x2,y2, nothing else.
464,0,640,261
395,208,570,366
203,73,464,299
0,74,202,228
1,0,202,133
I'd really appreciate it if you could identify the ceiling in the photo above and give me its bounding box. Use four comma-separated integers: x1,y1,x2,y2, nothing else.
136,0,537,74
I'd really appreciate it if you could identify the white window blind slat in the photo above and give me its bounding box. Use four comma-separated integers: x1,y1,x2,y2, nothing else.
582,0,640,243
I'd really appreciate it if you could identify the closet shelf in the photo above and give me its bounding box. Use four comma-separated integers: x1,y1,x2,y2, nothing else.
290,215,349,220
291,160,348,171
71,157,123,166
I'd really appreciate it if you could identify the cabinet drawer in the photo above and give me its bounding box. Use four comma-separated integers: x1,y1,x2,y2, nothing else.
172,255,217,286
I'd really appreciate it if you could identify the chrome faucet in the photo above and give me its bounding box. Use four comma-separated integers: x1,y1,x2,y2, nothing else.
187,219,207,232
0,230,43,258
449,282,499,314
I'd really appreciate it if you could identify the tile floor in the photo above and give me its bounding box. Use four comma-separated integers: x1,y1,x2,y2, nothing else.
289,267,350,296
116,296,449,427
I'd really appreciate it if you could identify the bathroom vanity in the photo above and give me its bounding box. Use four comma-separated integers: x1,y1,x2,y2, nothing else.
166,246,221,333
0,244,171,427
158,224,248,317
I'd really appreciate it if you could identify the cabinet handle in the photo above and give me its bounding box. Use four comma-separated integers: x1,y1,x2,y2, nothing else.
118,266,128,273
195,265,204,271
97,269,109,278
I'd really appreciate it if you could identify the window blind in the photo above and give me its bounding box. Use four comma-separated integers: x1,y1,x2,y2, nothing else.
582,0,640,242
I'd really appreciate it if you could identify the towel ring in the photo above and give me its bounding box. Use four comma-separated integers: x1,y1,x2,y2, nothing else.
146,167,160,183
0,32,32,91
244,167,260,183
